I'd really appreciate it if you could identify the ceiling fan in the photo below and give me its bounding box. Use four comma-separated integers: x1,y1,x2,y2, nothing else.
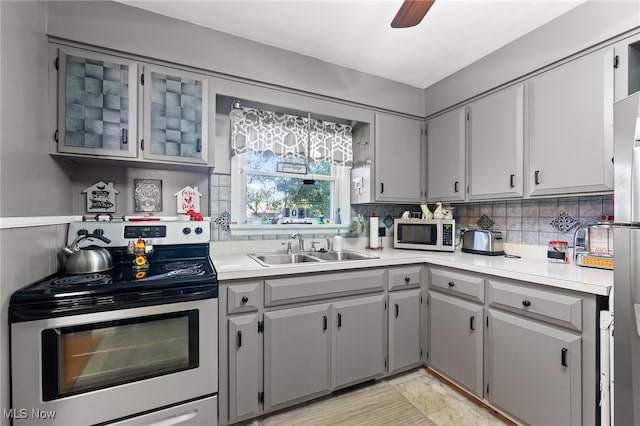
391,0,436,28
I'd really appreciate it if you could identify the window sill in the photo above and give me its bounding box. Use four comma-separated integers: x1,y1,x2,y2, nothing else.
230,223,351,236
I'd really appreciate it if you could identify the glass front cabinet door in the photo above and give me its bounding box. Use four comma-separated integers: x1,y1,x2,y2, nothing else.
142,64,209,164
57,47,138,158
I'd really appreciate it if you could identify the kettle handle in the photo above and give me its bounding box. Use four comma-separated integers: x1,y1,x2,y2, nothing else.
64,234,112,255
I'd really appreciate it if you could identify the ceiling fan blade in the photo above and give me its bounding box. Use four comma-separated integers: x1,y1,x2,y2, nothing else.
391,0,435,28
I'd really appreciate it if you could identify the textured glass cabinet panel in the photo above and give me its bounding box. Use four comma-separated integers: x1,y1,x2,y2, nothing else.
146,68,206,163
57,48,138,158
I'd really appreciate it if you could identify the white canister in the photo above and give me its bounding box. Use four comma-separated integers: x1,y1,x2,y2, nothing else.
333,235,343,252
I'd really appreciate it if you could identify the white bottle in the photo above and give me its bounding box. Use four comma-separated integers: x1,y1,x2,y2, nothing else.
369,214,379,248
333,234,343,252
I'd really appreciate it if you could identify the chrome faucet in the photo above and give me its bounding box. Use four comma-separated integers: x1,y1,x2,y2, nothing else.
290,232,305,252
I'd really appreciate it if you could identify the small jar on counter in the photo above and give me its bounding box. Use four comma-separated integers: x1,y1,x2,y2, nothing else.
547,241,569,263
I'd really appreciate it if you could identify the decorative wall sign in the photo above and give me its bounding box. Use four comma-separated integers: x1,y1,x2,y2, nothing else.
82,181,118,213
175,186,202,214
277,162,307,174
134,179,162,212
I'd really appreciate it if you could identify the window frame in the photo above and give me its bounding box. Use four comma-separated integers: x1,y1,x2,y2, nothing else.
230,153,351,236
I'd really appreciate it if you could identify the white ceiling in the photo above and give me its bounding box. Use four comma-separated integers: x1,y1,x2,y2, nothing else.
116,0,586,89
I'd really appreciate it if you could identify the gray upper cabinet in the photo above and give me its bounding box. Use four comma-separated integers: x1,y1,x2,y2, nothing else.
487,309,582,425
468,84,524,199
57,47,138,158
54,45,213,170
426,107,466,202
142,64,209,164
613,33,640,102
528,47,614,196
374,113,424,203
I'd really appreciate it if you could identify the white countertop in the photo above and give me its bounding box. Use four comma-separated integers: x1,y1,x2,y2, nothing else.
211,239,612,296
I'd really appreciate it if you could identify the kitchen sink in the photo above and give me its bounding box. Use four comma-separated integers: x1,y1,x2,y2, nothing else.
248,250,379,266
308,251,379,261
249,253,320,266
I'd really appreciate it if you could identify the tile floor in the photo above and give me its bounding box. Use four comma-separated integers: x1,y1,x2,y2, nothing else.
237,367,516,426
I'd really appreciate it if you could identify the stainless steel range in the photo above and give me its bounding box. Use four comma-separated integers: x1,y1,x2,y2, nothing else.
9,220,218,426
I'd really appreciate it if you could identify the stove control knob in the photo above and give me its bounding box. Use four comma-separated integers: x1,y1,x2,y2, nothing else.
183,227,192,235
93,229,104,236
77,229,89,236
195,227,203,234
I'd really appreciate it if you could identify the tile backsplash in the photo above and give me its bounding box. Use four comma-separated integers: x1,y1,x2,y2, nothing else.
210,172,613,246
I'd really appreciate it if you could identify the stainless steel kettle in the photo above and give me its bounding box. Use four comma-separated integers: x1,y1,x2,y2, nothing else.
63,234,113,274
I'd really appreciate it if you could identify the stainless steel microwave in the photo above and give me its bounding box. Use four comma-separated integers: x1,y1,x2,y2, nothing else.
394,219,455,252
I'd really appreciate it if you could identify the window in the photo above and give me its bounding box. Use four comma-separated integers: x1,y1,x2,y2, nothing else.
230,107,352,233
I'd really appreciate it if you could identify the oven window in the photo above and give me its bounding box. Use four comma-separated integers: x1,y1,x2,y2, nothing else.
397,224,437,245
41,310,199,401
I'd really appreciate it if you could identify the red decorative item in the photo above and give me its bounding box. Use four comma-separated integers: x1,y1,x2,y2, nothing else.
186,209,204,221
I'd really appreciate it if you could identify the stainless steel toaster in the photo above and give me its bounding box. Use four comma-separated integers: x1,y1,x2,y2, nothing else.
462,229,505,256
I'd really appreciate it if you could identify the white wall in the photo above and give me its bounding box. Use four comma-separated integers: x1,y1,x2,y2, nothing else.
46,0,425,117
0,0,73,217
424,0,640,116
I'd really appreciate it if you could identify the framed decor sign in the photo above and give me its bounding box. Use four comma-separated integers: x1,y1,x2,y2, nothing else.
277,162,307,174
82,181,118,213
134,179,162,212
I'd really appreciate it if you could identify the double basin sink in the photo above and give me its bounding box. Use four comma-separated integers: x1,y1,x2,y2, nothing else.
249,250,379,266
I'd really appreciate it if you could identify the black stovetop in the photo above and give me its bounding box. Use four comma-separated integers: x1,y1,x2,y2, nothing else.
9,244,218,322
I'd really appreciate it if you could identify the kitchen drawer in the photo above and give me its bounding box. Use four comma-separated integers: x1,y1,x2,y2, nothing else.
388,265,423,291
264,269,385,307
487,279,582,331
429,267,484,303
228,282,262,314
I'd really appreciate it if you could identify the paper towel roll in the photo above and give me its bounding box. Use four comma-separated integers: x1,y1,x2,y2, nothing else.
369,215,379,248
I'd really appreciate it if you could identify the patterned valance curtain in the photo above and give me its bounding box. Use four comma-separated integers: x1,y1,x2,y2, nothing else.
231,108,353,166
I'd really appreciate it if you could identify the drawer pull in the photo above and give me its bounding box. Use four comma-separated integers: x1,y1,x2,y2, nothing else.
405,277,411,284
338,313,342,328
241,296,249,304
470,315,475,331
522,300,531,307
237,330,242,348
395,304,399,318
448,281,455,287
561,348,568,367
509,174,515,188
323,315,327,331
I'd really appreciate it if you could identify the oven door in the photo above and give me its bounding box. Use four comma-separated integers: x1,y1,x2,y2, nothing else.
10,298,217,426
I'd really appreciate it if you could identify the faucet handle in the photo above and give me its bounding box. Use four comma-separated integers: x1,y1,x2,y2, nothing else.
310,241,320,252
281,241,293,254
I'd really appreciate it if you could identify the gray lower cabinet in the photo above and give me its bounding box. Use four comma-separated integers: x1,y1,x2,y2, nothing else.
487,309,582,425
228,314,261,420
333,294,387,388
428,290,484,397
263,303,332,411
388,289,422,374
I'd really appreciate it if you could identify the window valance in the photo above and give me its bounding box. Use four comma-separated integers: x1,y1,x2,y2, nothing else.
231,108,353,166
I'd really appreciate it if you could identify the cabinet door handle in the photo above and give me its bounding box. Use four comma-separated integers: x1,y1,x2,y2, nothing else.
237,330,242,348
448,281,455,287
509,174,515,188
454,181,460,193
380,182,384,194
241,296,249,304
196,138,202,153
395,304,399,318
323,315,327,331
470,316,475,331
534,170,541,185
404,277,411,284
122,128,128,145
561,348,568,367
522,300,531,307
337,313,342,328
